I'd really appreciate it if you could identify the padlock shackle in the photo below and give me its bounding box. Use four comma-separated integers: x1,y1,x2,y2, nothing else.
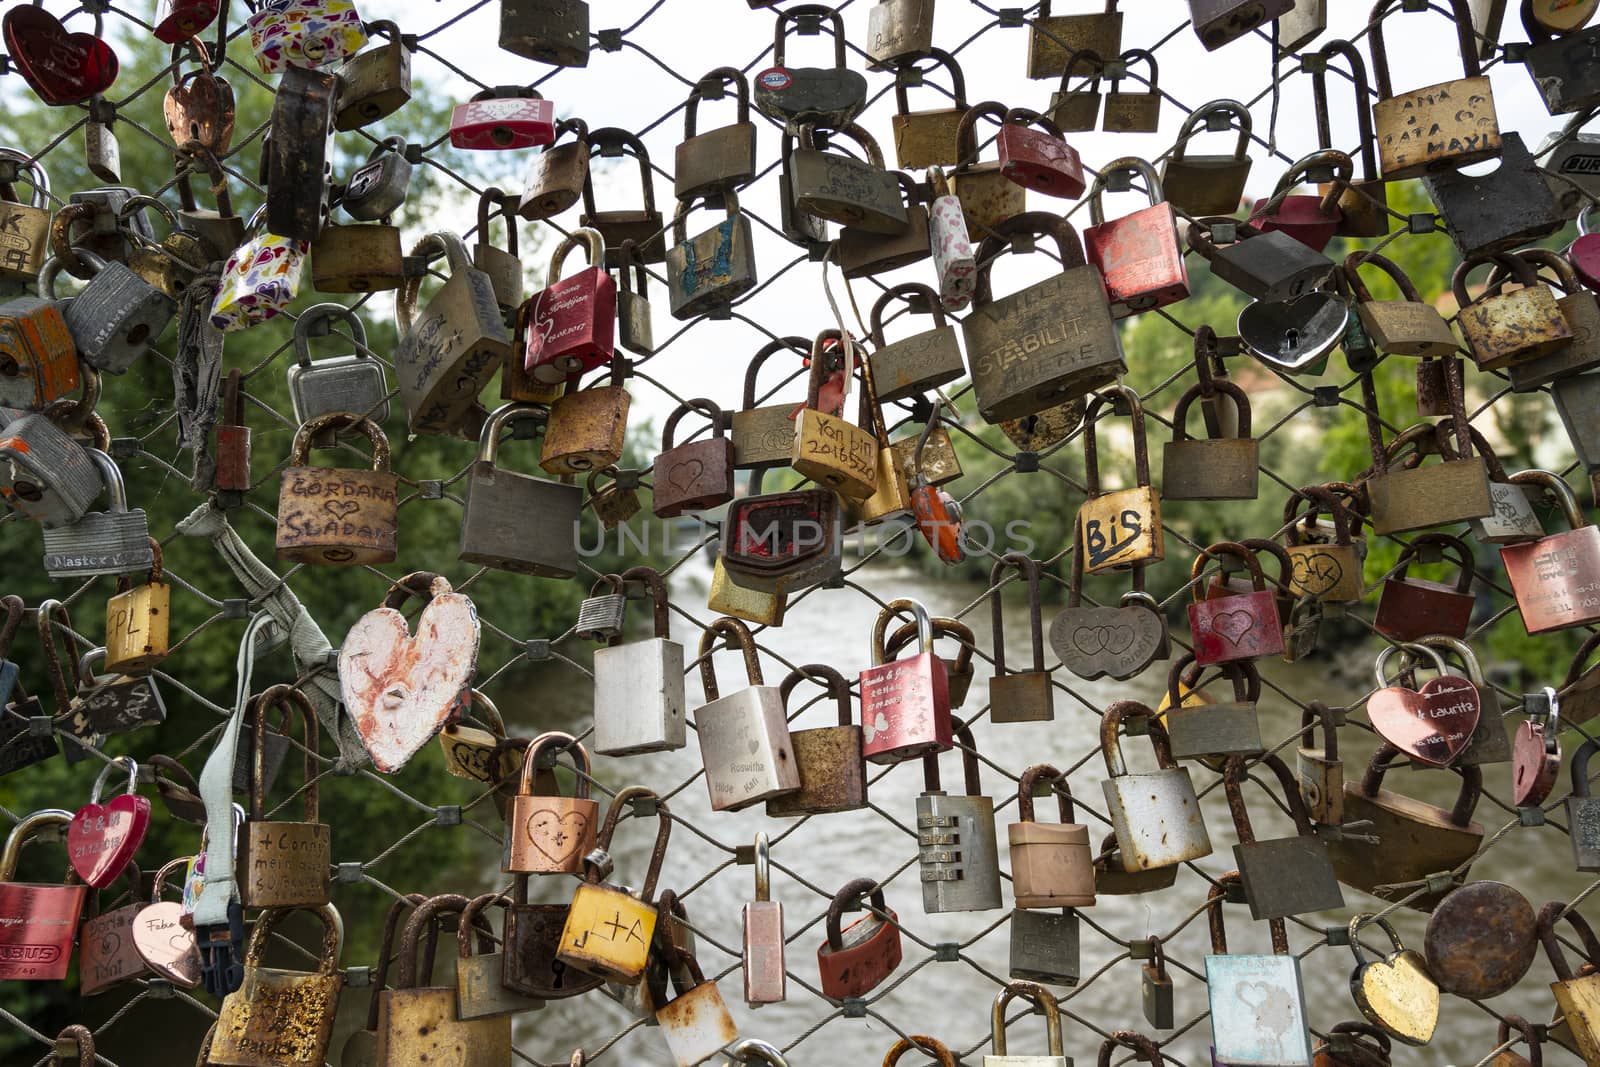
1170,379,1251,444
475,187,518,258
805,327,854,411
1082,384,1152,496
882,615,974,674
1223,753,1318,846
670,189,741,245
594,785,671,901
87,754,138,806
1373,641,1449,693
1258,149,1352,219
247,684,319,826
990,980,1064,1056
1086,155,1163,226
149,855,192,904
661,398,726,451
457,892,509,960
1170,98,1251,164
1100,699,1176,777
1509,469,1587,531
1367,0,1480,99
1537,900,1600,981
743,335,811,409
1410,633,1486,687
1564,631,1600,692
684,67,750,138
287,413,390,471
1169,652,1259,709
1388,532,1475,595
1299,701,1339,758
397,893,474,990
699,616,764,698
619,566,671,639
395,230,470,336
1283,484,1355,546
1311,41,1379,180
35,598,76,713
1055,47,1107,92
1097,1031,1165,1067
75,646,108,691
869,282,947,344
1342,250,1425,306
1189,541,1267,604
921,718,981,796
243,902,343,973
751,831,771,902
380,571,454,611
882,1035,955,1067
519,731,591,800
173,145,234,222
476,402,546,466
972,210,1089,305
989,552,1046,676
779,662,852,728
1358,743,1482,826
363,894,433,1033
293,302,369,366
797,121,886,171
1347,911,1406,968
1491,246,1583,298
0,808,72,881
580,127,658,218
772,4,848,68
1572,739,1597,799
1451,250,1539,313
548,226,607,283
1496,1014,1542,1067
824,875,890,949
893,46,968,117
870,597,935,666
1017,763,1074,824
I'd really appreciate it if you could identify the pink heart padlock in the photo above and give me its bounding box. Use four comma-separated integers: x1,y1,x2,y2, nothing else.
1366,644,1481,768
2,4,119,106
68,757,151,888
1570,206,1600,291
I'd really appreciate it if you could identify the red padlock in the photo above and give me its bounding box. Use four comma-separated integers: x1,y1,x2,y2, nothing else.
154,0,220,44
1373,533,1476,642
1248,150,1350,253
1083,156,1189,318
0,810,87,980
859,598,953,764
1500,470,1600,634
1187,541,1285,665
214,369,251,493
1570,204,1600,292
997,107,1085,200
449,87,555,151
816,877,901,1000
525,228,616,385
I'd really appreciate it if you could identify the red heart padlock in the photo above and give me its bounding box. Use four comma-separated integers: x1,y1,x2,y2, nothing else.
68,757,152,888
1569,207,1600,292
1366,644,1481,768
1512,687,1563,807
153,0,220,45
2,4,119,106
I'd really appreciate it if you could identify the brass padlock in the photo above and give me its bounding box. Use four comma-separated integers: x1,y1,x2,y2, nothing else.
275,413,398,566
105,541,169,675
541,359,629,476
1027,0,1123,79
1311,40,1389,237
791,330,878,500
837,173,930,278
665,191,758,319
791,123,908,234
500,0,589,67
309,221,403,294
1102,49,1161,133
1344,251,1457,357
866,282,965,402
472,188,524,316
1490,248,1600,392
121,195,207,299
1363,411,1495,535
988,553,1053,723
520,118,589,222
732,334,810,469
1160,99,1253,217
1162,377,1257,500
1282,484,1364,603
890,47,969,168
615,239,655,356
0,150,52,285
1079,385,1163,573
210,903,344,1067
1370,0,1499,179
1048,50,1106,133
579,128,665,265
866,0,934,68
236,685,329,909
675,69,757,200
335,20,411,130
950,102,1026,237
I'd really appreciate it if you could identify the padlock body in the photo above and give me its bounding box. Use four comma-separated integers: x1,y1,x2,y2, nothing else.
1470,478,1545,544
839,205,931,279
311,224,405,293
396,268,510,436
741,899,786,1005
0,299,78,409
996,126,1086,198
105,581,170,674
1205,953,1313,1066
236,821,330,909
525,267,617,384
1423,132,1561,256
1165,701,1264,760
457,951,544,1019
1374,76,1500,180
506,795,598,875
949,165,1027,236
542,386,629,477
667,214,757,319
816,908,901,998
695,686,801,812
1502,526,1600,633
1459,285,1573,370
1189,0,1294,49
1078,487,1163,573
0,411,101,527
708,556,787,626
1102,769,1212,871
275,465,398,566
767,723,867,816
1296,748,1343,825
1373,576,1474,641
64,263,177,373
1009,907,1079,985
1189,588,1284,664
1327,783,1483,910
0,203,50,283
859,650,952,764
500,0,590,66
1008,821,1093,908
790,150,908,235
1103,90,1162,133
1027,12,1122,78
1209,230,1335,302
449,97,556,150
287,354,391,429
792,409,879,500
1567,796,1600,870
1085,203,1191,318
1357,299,1458,358
675,123,758,201
891,108,965,169
917,792,1002,913
1233,835,1345,920
1161,156,1253,218
80,903,147,994
1367,459,1494,535
377,986,511,1067
1508,289,1600,391
593,638,686,756
0,882,84,979
1162,439,1258,500
503,902,602,998
657,981,738,1067
989,670,1055,724
557,883,658,984
459,463,581,578
42,508,155,578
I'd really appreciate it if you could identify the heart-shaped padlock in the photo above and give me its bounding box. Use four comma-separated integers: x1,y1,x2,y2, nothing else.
68,757,151,888
1512,686,1563,807
1366,643,1482,768
1237,289,1348,375
1349,913,1439,1046
340,572,480,773
2,4,119,106
132,857,202,988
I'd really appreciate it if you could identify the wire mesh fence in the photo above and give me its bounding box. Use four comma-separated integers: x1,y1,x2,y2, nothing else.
1,1,1599,1066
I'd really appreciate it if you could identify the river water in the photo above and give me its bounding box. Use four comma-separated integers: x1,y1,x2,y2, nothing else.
484,561,1597,1067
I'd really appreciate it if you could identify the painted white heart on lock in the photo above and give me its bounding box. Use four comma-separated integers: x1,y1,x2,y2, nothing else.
340,588,480,773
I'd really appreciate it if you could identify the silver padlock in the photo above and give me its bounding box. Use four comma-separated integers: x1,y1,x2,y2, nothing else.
0,407,103,526
341,137,413,222
40,251,176,374
575,574,628,643
1009,907,1079,986
41,451,155,578
85,113,120,184
1540,130,1600,219
286,302,389,429
692,618,801,812
592,567,686,756
1099,700,1213,872
1569,739,1600,871
917,722,1003,914
68,186,154,264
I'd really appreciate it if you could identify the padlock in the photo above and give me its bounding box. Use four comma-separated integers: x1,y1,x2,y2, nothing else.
1539,901,1600,1063
235,686,328,909
455,893,544,1020
1458,428,1544,547
64,757,148,890
1225,754,1345,919
577,574,627,643
1162,655,1264,761
1078,386,1162,573
754,6,868,131
1424,132,1562,256
1276,0,1326,51
592,566,684,754
916,720,1002,913
1373,532,1476,641
1249,150,1350,252
1083,157,1189,318
525,228,616,384
950,103,1027,237
966,212,1125,422
1500,469,1600,633
693,618,801,812
1327,745,1484,911
777,130,831,255
721,466,842,595
732,335,808,469
38,251,174,374
0,150,51,285
612,240,655,357
1282,485,1363,602
342,895,433,1060
449,86,555,150
742,833,786,1006
460,404,582,578
1568,739,1600,870
395,231,509,437
1009,764,1093,909
1188,542,1285,664
335,20,410,129
1028,0,1123,75
1204,874,1314,1066
472,188,524,316
542,359,630,476
1348,913,1440,1047
518,118,589,221
1163,379,1256,501
987,554,1054,722
67,644,166,739
506,733,598,875
1048,49,1106,132
1186,217,1336,302
557,786,669,984
708,554,788,628
791,331,879,500
676,68,757,199
0,405,103,526
1308,40,1389,237
1555,369,1600,474
154,0,219,42
1101,49,1162,132
341,137,413,223
208,208,308,332
610,885,694,1026
817,876,901,999
791,123,908,234
656,947,737,1067
1134,939,1174,1029
501,871,601,1001
996,107,1084,198
274,414,396,566
1490,249,1600,391
1342,251,1456,358
1100,700,1213,871
1363,408,1495,535
119,196,206,300
245,0,365,72
861,598,953,763
985,981,1070,1066
1164,99,1248,215
0,297,78,410
211,903,344,1067
162,39,234,155
1297,701,1343,826
1239,282,1346,374
79,859,147,995
381,894,512,1067
286,303,387,430
1521,3,1600,115
890,48,969,168
767,663,866,817
1051,511,1169,679
172,148,243,262
866,0,933,67
865,283,965,403
838,172,930,279
923,168,976,311
579,128,666,265
1512,687,1563,807
500,0,588,66
1369,0,1499,179
1190,0,1293,49
42,450,155,578
105,540,169,674
652,399,733,517
263,65,336,243
436,690,515,791
666,192,757,318
0,809,88,980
